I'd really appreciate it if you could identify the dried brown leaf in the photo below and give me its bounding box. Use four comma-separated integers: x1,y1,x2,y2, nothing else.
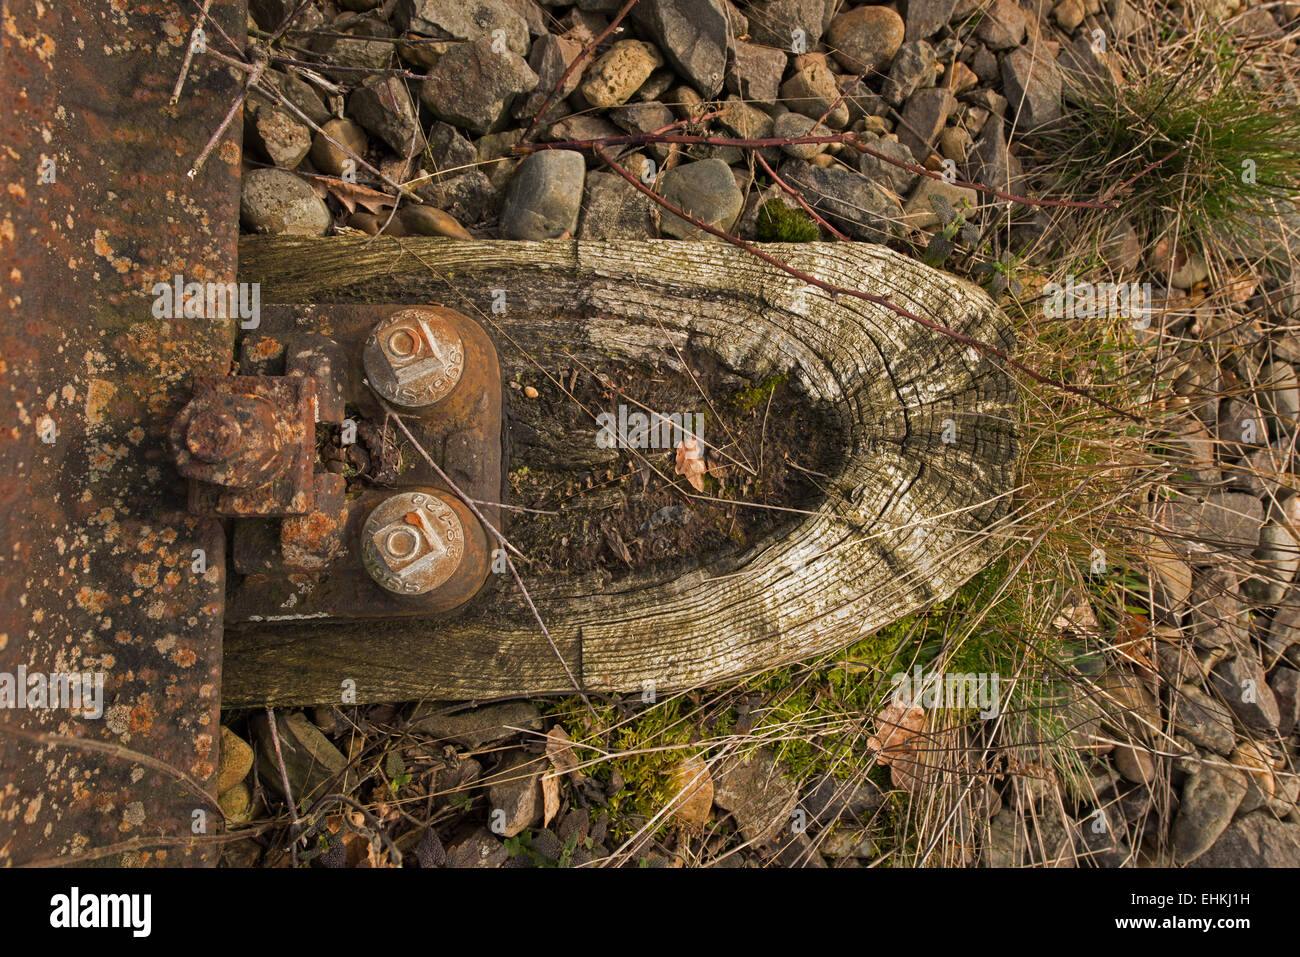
305,173,396,215
341,829,369,867
867,700,926,766
1224,270,1256,304
545,725,583,782
869,702,938,794
541,771,560,828
674,435,707,492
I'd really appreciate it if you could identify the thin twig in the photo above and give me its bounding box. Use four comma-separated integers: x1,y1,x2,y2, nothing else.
0,724,218,811
365,121,422,245
265,0,319,46
264,706,302,867
269,53,429,80
188,54,266,178
22,828,271,868
171,0,214,105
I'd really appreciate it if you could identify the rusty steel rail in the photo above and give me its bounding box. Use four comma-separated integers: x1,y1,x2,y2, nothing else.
0,1,245,865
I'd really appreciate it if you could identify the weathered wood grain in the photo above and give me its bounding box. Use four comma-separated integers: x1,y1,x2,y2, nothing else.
226,237,1017,706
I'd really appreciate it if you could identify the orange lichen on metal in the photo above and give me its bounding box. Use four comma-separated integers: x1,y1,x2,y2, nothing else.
1,0,238,866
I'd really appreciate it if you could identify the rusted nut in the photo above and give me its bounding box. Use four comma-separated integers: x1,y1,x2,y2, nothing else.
363,308,465,409
170,388,296,489
186,407,242,463
361,489,465,595
183,375,317,517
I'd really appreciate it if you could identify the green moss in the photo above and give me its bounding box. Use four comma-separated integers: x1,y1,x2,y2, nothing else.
539,552,1120,854
541,696,698,840
728,373,787,416
756,199,821,242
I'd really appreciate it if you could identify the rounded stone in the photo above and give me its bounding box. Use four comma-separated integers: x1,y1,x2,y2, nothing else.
773,111,833,159
500,150,586,240
579,39,664,108
1113,744,1157,785
1100,218,1142,273
1261,361,1300,421
779,55,851,128
976,0,1027,51
1148,547,1191,616
247,105,312,170
310,118,369,177
656,158,744,239
827,6,905,75
1097,670,1160,743
400,205,473,240
1053,0,1085,31
217,726,254,794
219,780,252,823
240,168,331,236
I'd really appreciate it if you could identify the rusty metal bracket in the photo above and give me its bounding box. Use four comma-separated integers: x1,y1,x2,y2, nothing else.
169,305,504,622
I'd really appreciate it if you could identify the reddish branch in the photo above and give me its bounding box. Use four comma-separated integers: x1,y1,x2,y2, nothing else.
1100,144,1188,203
592,144,1139,422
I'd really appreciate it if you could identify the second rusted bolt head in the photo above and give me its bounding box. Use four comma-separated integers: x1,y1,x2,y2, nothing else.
363,308,465,409
361,490,465,595
170,387,298,491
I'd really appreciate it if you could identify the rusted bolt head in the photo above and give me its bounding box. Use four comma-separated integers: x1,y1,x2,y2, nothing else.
363,308,465,409
170,389,296,490
361,490,465,595
186,407,242,463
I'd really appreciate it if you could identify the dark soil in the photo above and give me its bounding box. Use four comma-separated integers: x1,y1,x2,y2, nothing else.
504,351,841,578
